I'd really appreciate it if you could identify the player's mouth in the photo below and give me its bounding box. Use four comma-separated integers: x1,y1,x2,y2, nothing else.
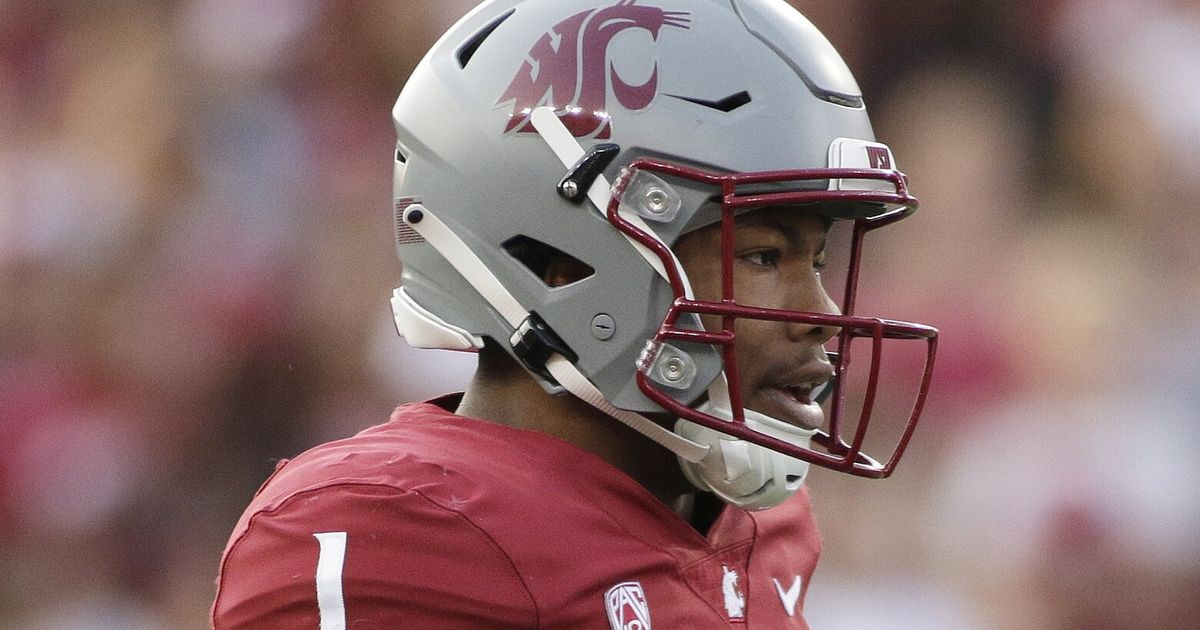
759,384,825,430
755,364,834,430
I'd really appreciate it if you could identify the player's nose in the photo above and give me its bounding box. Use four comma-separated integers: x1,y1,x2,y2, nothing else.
785,274,841,345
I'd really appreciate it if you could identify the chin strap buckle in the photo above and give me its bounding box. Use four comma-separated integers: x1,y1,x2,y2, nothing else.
510,312,578,382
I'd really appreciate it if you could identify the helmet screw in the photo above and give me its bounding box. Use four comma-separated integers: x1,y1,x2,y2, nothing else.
561,180,580,199
663,357,685,382
644,188,669,214
590,314,615,341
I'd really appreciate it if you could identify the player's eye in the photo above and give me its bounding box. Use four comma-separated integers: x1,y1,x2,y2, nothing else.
740,249,781,268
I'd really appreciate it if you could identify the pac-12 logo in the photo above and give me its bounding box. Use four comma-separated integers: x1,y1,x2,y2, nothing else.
605,581,652,630
498,0,691,139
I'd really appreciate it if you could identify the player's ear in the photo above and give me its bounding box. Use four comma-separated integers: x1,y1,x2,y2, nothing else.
503,236,594,288
543,255,593,288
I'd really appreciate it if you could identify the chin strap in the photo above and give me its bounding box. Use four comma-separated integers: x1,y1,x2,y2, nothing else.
545,356,708,462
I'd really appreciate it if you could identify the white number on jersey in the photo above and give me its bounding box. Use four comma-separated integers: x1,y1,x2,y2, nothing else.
313,532,348,630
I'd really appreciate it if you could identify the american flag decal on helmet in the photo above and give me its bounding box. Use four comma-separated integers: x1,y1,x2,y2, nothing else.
605,581,652,630
394,197,425,246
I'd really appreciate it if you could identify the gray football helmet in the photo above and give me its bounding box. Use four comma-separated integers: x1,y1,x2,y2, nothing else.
390,0,937,509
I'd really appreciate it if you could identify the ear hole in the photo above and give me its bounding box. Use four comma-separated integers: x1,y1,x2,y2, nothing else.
502,235,595,287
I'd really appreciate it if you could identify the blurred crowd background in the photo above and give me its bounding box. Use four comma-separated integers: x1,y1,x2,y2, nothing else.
1,0,1197,628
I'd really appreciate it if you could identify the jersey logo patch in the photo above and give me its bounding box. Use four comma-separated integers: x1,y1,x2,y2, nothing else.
498,0,691,139
605,581,652,630
773,575,803,617
722,565,746,620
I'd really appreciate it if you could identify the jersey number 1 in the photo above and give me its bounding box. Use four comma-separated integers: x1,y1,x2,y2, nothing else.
314,532,348,630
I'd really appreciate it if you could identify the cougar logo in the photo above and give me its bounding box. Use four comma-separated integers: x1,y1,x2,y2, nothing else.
498,0,691,139
721,566,745,620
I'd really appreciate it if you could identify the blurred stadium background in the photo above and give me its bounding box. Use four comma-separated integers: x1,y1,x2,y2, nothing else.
2,0,1198,628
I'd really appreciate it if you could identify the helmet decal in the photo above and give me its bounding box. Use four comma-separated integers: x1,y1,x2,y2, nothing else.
497,0,691,139
866,145,893,169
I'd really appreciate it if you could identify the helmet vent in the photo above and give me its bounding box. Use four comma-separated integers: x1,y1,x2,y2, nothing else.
456,8,515,69
502,235,594,287
665,91,753,113
820,91,864,109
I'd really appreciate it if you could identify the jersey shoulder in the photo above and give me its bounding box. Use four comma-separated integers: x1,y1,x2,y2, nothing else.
213,402,545,629
240,400,545,514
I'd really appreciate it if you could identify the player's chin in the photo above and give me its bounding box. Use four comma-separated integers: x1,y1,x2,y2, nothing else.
750,387,825,431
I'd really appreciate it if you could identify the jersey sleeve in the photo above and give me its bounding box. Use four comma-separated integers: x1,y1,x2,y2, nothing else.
212,483,537,629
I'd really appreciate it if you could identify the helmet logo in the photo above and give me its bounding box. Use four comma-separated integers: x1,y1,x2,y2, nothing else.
498,0,691,139
866,145,892,169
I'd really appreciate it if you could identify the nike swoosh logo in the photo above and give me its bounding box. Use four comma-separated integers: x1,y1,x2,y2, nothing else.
773,576,802,617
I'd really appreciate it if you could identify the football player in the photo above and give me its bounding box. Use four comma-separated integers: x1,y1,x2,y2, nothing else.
213,0,937,627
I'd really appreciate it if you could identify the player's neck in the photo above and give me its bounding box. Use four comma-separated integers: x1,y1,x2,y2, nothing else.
457,350,694,512
674,491,725,537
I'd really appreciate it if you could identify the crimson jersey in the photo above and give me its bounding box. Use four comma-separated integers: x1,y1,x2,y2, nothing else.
212,398,822,629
